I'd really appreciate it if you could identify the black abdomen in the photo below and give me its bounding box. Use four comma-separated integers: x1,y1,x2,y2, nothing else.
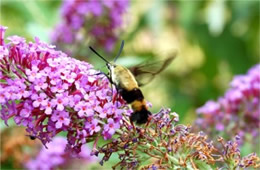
119,88,151,124
120,88,144,103
130,106,151,124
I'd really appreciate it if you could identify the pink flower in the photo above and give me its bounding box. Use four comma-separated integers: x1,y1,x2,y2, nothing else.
51,0,129,55
195,64,260,146
34,78,48,91
18,87,31,99
75,101,94,117
51,82,69,93
103,118,120,139
41,99,54,115
52,93,69,111
26,66,40,82
85,119,101,135
61,71,77,83
20,102,33,118
0,26,129,154
7,35,26,44
0,46,8,59
0,89,6,104
31,93,47,108
25,136,96,170
51,111,70,129
196,100,220,115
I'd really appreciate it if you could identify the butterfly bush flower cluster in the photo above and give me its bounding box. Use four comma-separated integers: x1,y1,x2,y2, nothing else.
217,136,260,169
194,64,260,147
0,26,130,154
51,0,129,55
25,136,96,170
94,108,259,169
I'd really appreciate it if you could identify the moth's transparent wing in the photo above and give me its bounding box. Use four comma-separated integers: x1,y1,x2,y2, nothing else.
129,56,176,86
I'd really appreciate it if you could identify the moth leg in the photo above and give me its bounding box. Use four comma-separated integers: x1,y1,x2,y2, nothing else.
93,71,115,102
109,71,114,102
93,71,110,80
103,73,115,102
114,88,123,108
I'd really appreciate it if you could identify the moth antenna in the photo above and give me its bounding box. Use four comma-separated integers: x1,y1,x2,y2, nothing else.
89,46,110,64
114,40,125,62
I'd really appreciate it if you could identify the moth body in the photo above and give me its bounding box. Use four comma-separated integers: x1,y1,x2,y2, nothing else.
89,40,174,124
108,63,151,124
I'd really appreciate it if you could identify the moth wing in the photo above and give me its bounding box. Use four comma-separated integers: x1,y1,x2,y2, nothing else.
129,56,176,86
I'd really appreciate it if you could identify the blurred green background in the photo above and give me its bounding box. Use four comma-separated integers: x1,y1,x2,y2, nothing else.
0,0,259,168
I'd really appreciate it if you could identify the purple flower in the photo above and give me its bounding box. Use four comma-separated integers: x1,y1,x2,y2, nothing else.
20,101,33,118
51,0,129,56
75,101,94,117
31,93,47,108
0,101,17,126
196,100,220,115
85,119,101,135
0,46,8,59
61,71,77,84
49,72,61,85
7,35,26,44
51,82,69,93
0,88,6,104
194,64,260,148
18,86,31,99
103,118,120,139
0,26,8,45
0,26,129,154
26,66,40,82
41,99,54,115
52,93,69,111
68,94,82,107
25,136,97,170
51,111,70,129
34,78,48,91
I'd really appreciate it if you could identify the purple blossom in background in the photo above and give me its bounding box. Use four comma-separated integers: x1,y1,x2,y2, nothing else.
51,0,129,56
194,64,260,147
25,136,96,170
0,26,130,154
